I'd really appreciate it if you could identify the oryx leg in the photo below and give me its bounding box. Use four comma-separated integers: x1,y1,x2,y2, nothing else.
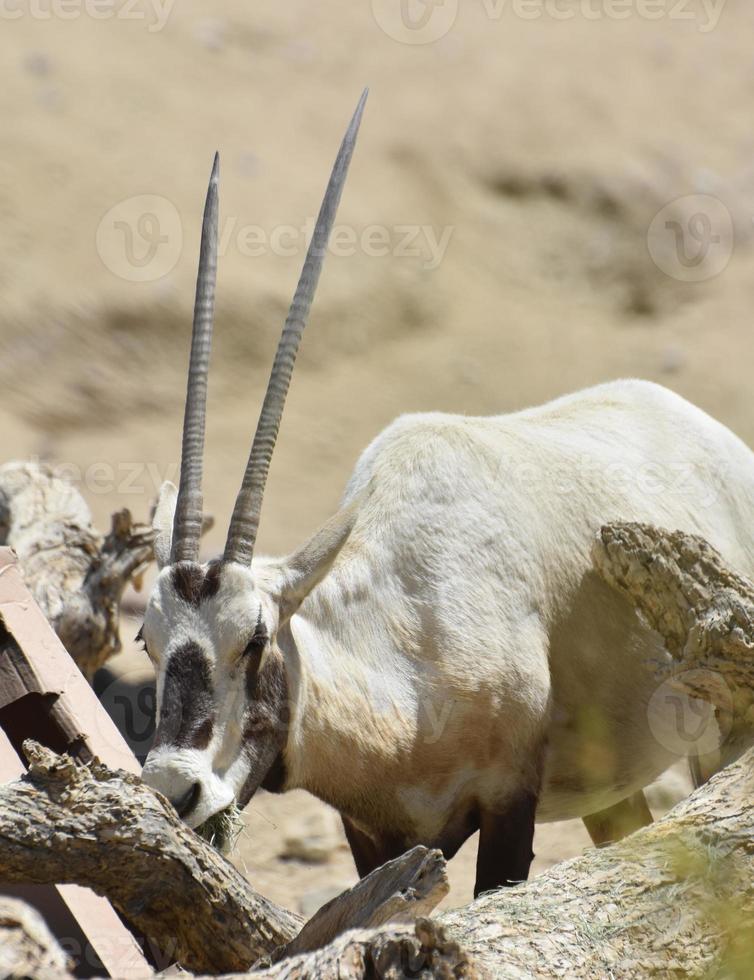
341,815,406,878
582,789,653,846
474,788,539,896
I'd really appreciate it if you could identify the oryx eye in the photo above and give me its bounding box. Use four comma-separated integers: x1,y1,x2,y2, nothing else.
242,616,268,659
136,626,155,662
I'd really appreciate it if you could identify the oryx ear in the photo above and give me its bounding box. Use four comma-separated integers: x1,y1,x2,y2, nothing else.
274,496,361,625
152,481,178,569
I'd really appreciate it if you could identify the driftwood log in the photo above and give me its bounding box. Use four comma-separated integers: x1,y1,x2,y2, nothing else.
0,896,70,980
247,918,478,980
271,845,449,963
441,745,753,977
2,743,750,978
0,461,155,679
0,741,455,975
1,520,753,978
0,741,302,974
593,521,754,754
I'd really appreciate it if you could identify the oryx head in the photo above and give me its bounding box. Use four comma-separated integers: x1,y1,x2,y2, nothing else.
140,92,367,836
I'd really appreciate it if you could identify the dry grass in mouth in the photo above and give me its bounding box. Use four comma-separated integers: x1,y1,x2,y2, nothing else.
194,803,244,854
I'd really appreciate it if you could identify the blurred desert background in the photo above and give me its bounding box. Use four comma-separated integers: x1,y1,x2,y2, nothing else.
1,0,753,913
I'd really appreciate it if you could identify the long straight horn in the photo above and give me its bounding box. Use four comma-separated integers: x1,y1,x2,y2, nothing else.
171,152,220,564
224,90,367,565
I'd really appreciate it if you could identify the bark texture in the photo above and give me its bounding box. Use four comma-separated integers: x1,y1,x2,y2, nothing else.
592,521,754,739
0,462,154,679
250,919,479,980
0,896,71,980
441,747,753,978
433,522,754,978
0,741,302,974
3,521,754,979
272,845,448,963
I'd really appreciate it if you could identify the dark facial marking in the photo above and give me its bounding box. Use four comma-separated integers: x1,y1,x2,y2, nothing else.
260,750,288,794
171,560,223,607
242,613,268,659
152,640,214,751
236,651,290,807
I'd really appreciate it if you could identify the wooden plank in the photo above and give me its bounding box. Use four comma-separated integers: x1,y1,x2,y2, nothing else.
0,548,137,774
0,549,150,977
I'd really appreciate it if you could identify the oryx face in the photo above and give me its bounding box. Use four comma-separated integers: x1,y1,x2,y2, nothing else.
140,92,366,837
141,559,290,829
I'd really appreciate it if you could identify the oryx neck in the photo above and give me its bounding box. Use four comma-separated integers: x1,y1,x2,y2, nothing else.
280,597,418,810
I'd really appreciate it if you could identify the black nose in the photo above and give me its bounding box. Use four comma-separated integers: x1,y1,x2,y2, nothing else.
170,782,201,819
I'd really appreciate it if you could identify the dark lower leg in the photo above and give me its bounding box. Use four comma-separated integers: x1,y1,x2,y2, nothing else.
341,815,406,879
474,789,538,896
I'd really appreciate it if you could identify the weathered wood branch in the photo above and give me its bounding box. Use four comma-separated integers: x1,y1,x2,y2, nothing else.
592,521,754,733
0,896,71,980
250,918,479,980
432,522,754,978
4,520,754,979
0,462,154,678
257,523,754,978
0,741,302,974
440,745,754,978
272,845,449,963
0,741,457,976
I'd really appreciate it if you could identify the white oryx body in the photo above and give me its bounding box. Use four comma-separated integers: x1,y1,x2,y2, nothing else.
140,98,754,892
266,379,754,849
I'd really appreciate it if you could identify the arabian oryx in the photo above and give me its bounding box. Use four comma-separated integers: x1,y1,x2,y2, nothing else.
140,91,754,895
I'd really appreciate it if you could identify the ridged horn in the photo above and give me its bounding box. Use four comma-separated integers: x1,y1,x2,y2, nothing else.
224,90,367,565
171,152,220,564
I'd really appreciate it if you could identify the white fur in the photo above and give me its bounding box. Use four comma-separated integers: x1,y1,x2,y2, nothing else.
143,380,754,846
141,562,274,827
152,481,178,570
282,380,754,838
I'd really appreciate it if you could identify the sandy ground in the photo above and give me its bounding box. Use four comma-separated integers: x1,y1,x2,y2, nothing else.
1,0,750,913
